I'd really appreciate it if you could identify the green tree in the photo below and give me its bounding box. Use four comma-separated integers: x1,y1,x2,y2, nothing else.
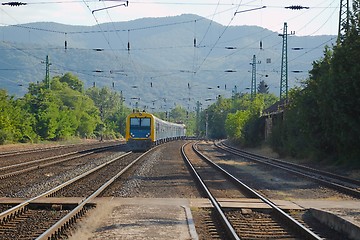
225,110,251,143
54,72,84,93
257,80,269,94
204,96,232,139
270,0,360,164
25,76,101,140
86,86,129,138
169,105,187,122
51,78,100,138
225,94,271,146
0,90,36,144
25,83,60,140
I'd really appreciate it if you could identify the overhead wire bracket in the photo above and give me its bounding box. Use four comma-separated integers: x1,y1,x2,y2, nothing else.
92,1,128,14
234,6,266,16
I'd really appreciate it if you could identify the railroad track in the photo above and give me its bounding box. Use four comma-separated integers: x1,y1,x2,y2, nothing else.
182,141,322,240
0,143,124,180
0,141,123,159
216,141,360,198
0,148,152,240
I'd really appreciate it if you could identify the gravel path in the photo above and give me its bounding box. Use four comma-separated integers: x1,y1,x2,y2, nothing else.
197,142,357,201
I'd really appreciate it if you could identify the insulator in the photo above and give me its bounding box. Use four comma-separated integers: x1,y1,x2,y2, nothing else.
64,40,67,50
3,2,27,6
193,38,196,47
127,42,130,51
260,40,263,50
285,5,309,10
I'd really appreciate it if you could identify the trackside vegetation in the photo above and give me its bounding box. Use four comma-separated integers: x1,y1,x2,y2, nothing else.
0,73,198,144
269,1,360,166
199,93,278,145
0,73,132,144
210,1,360,167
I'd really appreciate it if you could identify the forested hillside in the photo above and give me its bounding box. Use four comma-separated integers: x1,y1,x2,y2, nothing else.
0,14,335,111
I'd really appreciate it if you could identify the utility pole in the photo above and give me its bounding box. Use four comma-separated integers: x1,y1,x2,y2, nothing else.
250,55,257,100
205,111,209,140
232,85,238,97
195,101,201,137
44,55,51,89
279,23,289,100
338,0,351,44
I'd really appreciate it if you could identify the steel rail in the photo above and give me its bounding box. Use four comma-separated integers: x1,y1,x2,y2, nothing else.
221,141,360,186
0,152,94,180
36,149,153,240
192,142,322,240
181,142,240,240
0,152,78,171
216,141,360,198
0,145,71,158
0,141,123,158
0,151,132,225
0,144,121,180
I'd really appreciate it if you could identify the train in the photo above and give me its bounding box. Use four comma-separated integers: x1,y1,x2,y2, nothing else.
125,111,186,151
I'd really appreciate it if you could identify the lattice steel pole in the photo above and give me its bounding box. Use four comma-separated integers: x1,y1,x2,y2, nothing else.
338,0,351,44
279,23,288,100
250,55,257,100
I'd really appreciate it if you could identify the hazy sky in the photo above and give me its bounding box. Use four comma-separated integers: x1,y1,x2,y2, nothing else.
0,0,340,36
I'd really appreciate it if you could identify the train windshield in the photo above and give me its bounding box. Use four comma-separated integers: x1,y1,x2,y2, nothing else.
129,117,151,138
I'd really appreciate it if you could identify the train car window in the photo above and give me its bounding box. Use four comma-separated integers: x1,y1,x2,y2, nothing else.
130,118,141,126
141,118,151,127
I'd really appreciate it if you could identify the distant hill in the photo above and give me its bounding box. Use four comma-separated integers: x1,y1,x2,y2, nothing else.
0,14,336,111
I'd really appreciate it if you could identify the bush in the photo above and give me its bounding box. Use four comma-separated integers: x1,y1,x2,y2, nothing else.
0,130,7,145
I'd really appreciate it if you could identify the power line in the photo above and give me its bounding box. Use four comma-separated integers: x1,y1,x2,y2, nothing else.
194,1,245,74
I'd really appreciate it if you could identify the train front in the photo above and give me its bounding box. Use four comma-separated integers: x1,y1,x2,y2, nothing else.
125,112,154,151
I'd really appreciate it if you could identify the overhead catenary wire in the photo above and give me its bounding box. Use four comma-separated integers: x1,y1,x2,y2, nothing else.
1,0,338,37
194,0,245,74
0,0,340,102
197,0,220,47
295,0,338,36
81,0,133,79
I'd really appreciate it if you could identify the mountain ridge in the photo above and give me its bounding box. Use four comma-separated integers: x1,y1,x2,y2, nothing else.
0,14,336,111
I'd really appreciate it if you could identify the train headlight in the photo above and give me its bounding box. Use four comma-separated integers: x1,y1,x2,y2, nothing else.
146,133,150,138
130,133,134,137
